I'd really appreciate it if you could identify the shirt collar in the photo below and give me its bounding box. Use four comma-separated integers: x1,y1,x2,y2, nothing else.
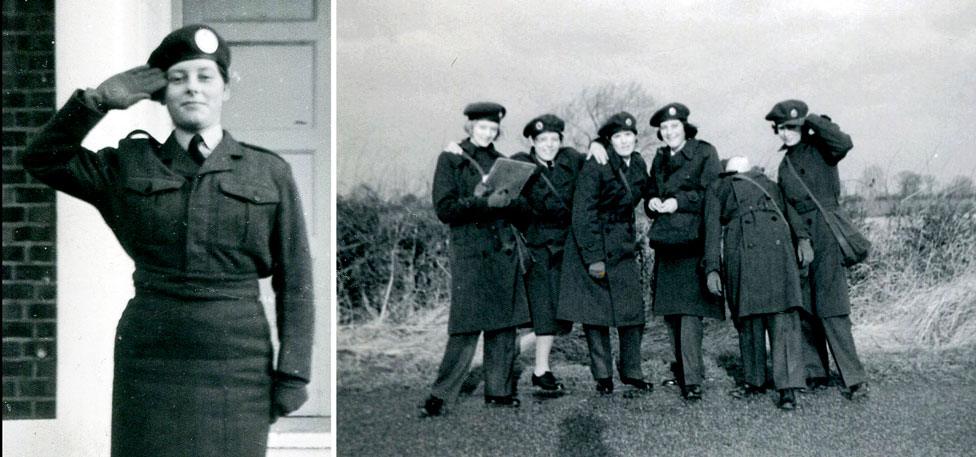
174,124,224,158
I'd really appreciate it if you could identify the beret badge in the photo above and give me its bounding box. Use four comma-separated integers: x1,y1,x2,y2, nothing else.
535,121,544,130
789,108,798,118
625,118,632,126
194,29,219,54
668,106,677,116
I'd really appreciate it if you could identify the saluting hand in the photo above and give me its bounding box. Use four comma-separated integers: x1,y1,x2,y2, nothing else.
92,65,167,110
797,238,815,268
706,271,723,296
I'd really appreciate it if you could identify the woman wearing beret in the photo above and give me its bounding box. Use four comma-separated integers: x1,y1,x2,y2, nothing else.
421,102,530,416
510,114,586,392
558,112,654,395
644,103,722,401
768,99,868,400
23,25,313,456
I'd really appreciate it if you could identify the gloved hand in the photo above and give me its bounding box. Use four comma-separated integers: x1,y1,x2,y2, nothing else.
706,271,723,296
660,198,678,214
270,373,308,423
647,197,664,212
588,261,606,279
797,238,814,268
486,189,512,208
587,141,609,165
443,141,463,155
90,65,166,111
473,181,492,197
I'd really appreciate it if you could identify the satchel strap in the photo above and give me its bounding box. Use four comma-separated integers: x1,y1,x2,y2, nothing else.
784,156,859,257
537,170,570,211
783,156,830,217
731,174,790,230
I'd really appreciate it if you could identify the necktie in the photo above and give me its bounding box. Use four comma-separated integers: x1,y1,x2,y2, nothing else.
546,160,553,170
188,134,206,165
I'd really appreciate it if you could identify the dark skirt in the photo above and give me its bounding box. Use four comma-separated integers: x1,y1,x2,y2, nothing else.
651,247,724,320
111,274,273,457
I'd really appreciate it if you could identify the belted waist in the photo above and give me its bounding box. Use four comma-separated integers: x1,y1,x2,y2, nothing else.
133,268,260,301
794,199,839,215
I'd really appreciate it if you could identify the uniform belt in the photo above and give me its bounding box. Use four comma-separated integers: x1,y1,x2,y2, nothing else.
794,199,838,214
133,268,260,300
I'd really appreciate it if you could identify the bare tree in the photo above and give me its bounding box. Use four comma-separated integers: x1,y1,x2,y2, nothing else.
896,171,924,198
943,175,974,198
553,82,659,155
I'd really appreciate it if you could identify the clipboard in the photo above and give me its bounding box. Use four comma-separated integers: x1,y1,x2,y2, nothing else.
479,157,537,197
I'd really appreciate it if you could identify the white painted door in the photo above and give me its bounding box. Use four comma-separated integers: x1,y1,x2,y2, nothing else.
180,0,330,418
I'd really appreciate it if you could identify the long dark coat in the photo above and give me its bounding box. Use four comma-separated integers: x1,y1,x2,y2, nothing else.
558,150,648,327
512,147,585,334
432,139,530,335
646,139,723,319
703,170,810,320
776,115,854,318
23,91,313,457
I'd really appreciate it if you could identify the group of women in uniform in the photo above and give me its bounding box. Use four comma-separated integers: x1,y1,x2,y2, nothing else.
420,98,868,417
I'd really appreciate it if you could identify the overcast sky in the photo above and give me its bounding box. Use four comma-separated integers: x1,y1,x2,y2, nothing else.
337,0,976,197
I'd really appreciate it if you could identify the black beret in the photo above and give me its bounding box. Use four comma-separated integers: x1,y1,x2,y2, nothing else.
523,114,564,138
649,102,690,127
598,111,638,139
765,99,808,126
148,24,230,75
463,102,506,122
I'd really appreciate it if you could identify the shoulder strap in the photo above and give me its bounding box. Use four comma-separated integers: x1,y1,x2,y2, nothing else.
457,151,487,179
537,171,569,211
732,174,788,228
615,166,634,199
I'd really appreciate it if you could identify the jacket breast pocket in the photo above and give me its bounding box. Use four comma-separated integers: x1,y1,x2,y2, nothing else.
120,177,185,245
211,179,280,248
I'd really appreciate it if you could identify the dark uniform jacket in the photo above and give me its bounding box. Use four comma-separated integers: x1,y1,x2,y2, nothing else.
22,90,314,382
776,115,854,317
558,150,648,327
704,170,810,320
432,139,530,334
646,139,723,319
512,147,585,250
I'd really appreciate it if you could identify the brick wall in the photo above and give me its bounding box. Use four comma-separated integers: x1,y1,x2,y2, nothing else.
2,0,57,420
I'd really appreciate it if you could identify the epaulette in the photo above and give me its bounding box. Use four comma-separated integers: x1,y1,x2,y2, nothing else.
123,129,161,143
239,141,287,162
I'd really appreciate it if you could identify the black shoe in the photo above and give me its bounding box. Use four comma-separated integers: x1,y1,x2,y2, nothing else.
531,372,564,391
595,378,614,395
621,377,654,392
778,389,796,410
807,377,830,390
843,382,869,401
682,384,703,401
419,395,444,418
484,395,521,408
661,378,679,387
729,384,766,399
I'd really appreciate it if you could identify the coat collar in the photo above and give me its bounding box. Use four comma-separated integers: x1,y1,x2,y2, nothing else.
529,146,574,172
160,130,245,174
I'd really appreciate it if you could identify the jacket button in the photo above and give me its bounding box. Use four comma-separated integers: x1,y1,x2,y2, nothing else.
748,243,754,249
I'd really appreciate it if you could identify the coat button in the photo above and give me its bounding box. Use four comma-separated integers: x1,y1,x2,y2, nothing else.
748,243,754,249
254,195,261,202
144,185,152,193
744,220,751,224
806,218,813,225
771,216,778,221
800,169,806,175
775,240,781,245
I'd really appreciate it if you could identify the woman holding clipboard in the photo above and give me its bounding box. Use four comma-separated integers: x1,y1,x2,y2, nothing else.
420,102,531,417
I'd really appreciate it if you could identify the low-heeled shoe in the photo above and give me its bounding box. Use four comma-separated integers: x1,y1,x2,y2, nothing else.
843,382,869,401
419,395,444,418
683,384,703,400
621,377,654,392
729,384,766,399
596,378,614,394
484,395,521,408
531,371,564,391
778,389,796,410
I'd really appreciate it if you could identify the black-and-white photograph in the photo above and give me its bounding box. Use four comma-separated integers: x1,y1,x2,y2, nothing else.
3,1,331,456
335,1,975,456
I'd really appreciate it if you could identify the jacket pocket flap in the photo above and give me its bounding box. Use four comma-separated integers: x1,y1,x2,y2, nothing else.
218,180,280,204
122,177,184,195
